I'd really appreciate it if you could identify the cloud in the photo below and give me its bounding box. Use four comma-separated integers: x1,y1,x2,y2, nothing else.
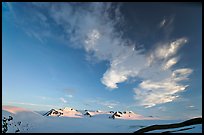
101,49,146,89
107,106,113,109
46,3,192,107
134,79,188,108
162,57,178,70
131,37,192,108
8,3,193,108
172,68,193,82
5,101,59,108
133,67,192,108
86,98,120,108
159,16,174,28
85,29,101,52
158,16,175,39
158,106,167,111
101,38,188,89
59,97,67,103
159,19,166,27
101,101,119,107
37,96,49,100
148,38,187,64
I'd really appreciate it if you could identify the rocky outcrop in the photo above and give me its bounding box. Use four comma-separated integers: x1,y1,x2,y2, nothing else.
109,112,122,119
84,111,92,117
134,117,202,133
43,109,63,117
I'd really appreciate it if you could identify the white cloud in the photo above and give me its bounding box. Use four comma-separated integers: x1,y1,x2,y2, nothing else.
162,57,178,70
159,19,166,27
149,38,188,64
38,96,49,100
158,106,166,111
100,46,146,89
59,97,67,103
130,37,192,108
172,68,193,82
134,68,192,108
86,98,119,108
107,106,113,109
101,37,189,89
85,29,101,52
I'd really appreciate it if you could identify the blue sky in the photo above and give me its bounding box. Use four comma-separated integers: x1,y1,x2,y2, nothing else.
2,2,202,119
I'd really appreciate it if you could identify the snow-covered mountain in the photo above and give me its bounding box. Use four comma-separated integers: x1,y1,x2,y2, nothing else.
108,111,148,120
2,105,202,133
43,107,83,118
43,107,150,120
2,106,45,133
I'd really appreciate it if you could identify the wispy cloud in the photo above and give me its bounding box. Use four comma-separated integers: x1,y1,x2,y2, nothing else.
59,97,67,103
86,98,120,109
5,101,59,108
158,106,167,111
107,106,113,109
158,16,175,39
37,96,53,100
162,57,178,70
159,19,166,28
148,38,187,63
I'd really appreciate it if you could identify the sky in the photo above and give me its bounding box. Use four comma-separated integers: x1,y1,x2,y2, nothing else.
2,2,202,120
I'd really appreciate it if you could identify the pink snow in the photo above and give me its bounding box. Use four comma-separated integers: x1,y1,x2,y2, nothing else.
2,105,29,114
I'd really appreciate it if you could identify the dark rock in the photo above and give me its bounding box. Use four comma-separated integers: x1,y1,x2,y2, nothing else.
84,112,92,117
114,112,122,117
8,116,13,121
118,111,122,114
109,112,122,119
134,117,202,133
43,109,56,116
53,111,58,114
110,111,114,113
17,121,21,125
109,115,115,119
15,129,20,133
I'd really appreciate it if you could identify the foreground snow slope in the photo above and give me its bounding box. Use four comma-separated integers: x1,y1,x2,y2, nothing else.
2,106,46,133
2,106,202,133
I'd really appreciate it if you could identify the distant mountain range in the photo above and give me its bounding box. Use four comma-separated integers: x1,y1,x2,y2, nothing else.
2,105,202,133
42,107,152,120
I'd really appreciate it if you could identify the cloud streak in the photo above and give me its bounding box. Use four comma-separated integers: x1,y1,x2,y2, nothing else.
86,98,120,109
5,101,59,108
60,97,67,103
